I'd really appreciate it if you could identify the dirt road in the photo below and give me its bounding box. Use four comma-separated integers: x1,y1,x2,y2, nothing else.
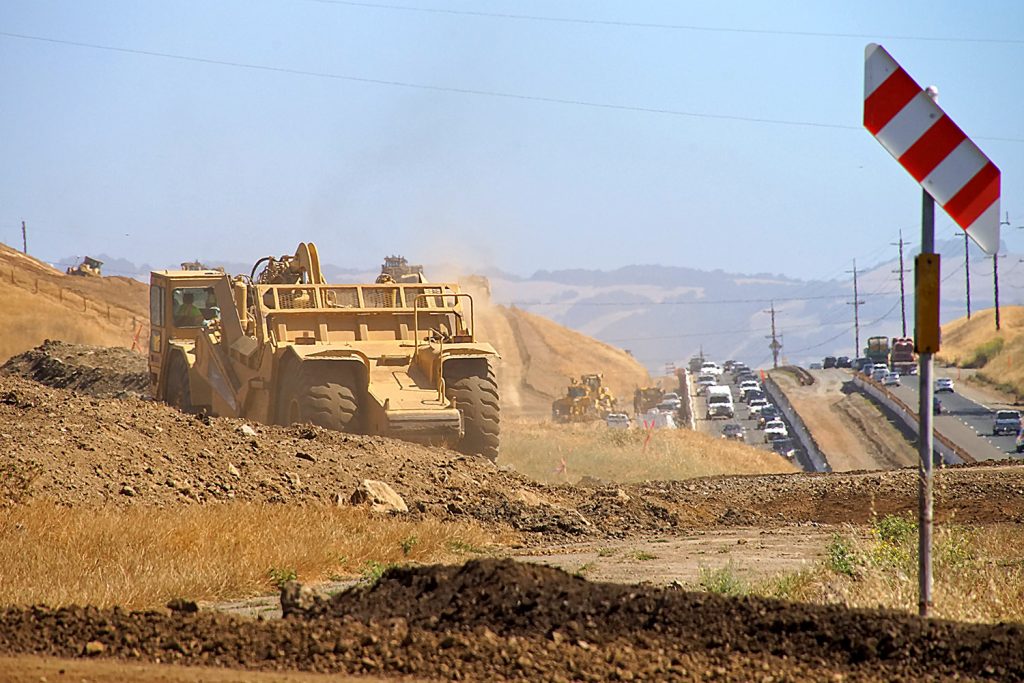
773,369,918,471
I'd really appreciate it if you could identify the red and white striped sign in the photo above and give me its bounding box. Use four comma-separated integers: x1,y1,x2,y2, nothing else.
864,43,1000,254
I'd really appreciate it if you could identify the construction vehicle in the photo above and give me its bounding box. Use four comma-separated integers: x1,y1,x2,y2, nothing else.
890,337,917,375
66,256,103,277
378,256,426,284
181,260,225,272
551,374,617,423
633,386,664,415
864,336,891,366
148,243,500,460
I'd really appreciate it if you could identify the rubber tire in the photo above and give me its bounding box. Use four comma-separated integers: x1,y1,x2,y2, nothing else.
279,365,360,433
164,354,194,413
446,365,500,461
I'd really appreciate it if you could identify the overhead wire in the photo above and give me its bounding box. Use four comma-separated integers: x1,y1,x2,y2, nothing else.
2,30,1022,143
304,1,1024,46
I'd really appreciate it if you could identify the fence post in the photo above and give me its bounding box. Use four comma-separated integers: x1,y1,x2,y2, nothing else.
82,295,87,312
34,278,38,293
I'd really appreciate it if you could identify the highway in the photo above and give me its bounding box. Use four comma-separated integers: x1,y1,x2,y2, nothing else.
690,376,803,464
882,371,1020,461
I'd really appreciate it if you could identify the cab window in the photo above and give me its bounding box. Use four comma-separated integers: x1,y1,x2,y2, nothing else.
149,285,165,327
172,287,220,328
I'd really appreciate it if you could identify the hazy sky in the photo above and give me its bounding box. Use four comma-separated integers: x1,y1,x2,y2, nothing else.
2,1,1022,281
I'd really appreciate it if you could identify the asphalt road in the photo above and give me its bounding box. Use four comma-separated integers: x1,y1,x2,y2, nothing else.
691,378,800,461
883,371,1019,461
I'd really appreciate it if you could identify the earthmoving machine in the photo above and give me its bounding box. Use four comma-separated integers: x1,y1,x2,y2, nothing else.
551,373,617,423
148,243,500,460
864,336,891,366
181,260,225,272
890,336,917,375
66,256,103,277
378,255,426,284
633,386,664,415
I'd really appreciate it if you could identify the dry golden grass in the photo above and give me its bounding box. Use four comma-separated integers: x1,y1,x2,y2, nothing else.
733,517,1024,623
937,306,1024,397
499,420,797,484
0,502,501,609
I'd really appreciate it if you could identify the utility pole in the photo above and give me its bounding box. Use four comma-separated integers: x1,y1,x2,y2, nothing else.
963,231,971,319
892,230,908,337
993,253,1006,331
765,301,781,369
21,221,26,254
847,260,865,359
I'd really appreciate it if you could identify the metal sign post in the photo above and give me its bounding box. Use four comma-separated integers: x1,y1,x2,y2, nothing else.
864,43,1000,618
916,192,937,616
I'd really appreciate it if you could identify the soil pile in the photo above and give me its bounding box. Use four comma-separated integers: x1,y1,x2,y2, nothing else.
1,339,148,398
5,372,1024,531
1,559,1021,681
0,375,683,539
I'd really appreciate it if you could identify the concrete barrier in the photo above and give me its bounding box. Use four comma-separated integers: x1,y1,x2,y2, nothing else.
763,375,831,473
850,375,967,465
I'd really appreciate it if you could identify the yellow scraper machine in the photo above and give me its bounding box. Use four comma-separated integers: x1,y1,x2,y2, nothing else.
148,243,500,460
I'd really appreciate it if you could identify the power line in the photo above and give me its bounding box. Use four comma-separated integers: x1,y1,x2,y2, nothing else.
3,30,1021,142
304,1,1024,45
509,292,890,308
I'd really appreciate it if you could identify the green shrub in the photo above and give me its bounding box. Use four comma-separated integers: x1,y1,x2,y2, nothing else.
826,534,860,577
267,566,297,589
698,564,747,596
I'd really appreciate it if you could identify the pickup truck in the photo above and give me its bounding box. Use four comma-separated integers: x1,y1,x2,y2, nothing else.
993,410,1021,436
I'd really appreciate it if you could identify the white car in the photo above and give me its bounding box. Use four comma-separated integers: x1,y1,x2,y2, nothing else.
739,380,761,394
604,413,631,429
763,419,788,442
882,372,901,387
871,365,889,382
696,374,717,392
747,398,770,415
935,378,955,393
700,362,724,376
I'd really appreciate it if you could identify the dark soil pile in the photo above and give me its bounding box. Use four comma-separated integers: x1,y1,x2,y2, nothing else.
1,339,148,398
1,559,1021,681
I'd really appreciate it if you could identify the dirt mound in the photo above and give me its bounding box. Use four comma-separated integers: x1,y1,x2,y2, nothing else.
468,282,651,419
0,375,688,539
2,559,1022,681
0,243,147,363
1,340,148,398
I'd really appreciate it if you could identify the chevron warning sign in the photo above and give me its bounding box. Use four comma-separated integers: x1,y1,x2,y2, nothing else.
864,43,1000,254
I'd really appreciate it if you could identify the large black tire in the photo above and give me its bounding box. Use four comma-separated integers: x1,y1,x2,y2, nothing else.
278,363,360,433
164,354,194,413
446,364,500,461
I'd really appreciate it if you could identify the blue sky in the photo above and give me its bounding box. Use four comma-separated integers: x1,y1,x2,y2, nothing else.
1,0,1021,281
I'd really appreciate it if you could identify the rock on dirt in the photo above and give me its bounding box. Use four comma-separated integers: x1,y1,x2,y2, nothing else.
350,479,408,513
1,559,1022,681
1,340,148,398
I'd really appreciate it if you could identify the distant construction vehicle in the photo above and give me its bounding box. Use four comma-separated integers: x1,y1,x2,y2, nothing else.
181,260,225,272
890,337,917,375
633,386,664,415
378,255,426,284
149,243,500,460
66,256,103,277
551,373,617,423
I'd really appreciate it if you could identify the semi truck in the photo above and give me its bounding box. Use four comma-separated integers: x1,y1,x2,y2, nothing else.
864,336,891,367
890,337,917,375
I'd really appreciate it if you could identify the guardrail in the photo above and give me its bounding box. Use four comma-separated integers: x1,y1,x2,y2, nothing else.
762,375,831,473
851,374,970,465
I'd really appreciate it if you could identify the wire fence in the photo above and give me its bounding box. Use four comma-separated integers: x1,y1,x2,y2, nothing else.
5,266,147,348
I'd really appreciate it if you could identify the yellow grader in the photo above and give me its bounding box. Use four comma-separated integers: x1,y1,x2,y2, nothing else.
551,373,617,423
149,243,500,460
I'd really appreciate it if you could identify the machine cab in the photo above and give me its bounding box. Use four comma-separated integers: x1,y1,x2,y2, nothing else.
148,270,226,394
